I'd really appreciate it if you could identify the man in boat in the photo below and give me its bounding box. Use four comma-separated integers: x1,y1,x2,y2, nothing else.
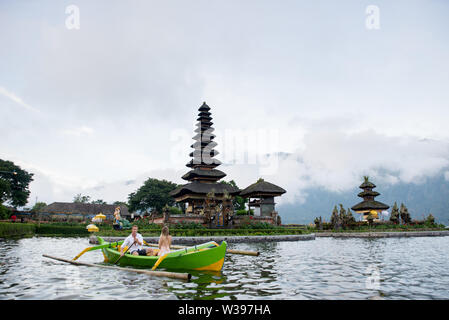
120,225,156,256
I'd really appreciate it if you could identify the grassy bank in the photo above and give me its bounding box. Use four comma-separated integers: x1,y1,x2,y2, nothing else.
0,222,36,238
1,221,308,238
309,223,447,233
0,222,90,238
3,220,445,239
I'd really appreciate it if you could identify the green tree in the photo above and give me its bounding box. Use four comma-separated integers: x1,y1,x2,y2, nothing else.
338,204,346,228
73,194,91,203
0,159,34,207
0,204,11,220
390,202,400,224
345,208,356,226
426,213,435,225
31,202,47,213
113,201,128,207
91,199,107,205
400,203,411,224
367,211,376,227
220,180,246,210
330,205,340,229
314,216,323,230
128,178,179,213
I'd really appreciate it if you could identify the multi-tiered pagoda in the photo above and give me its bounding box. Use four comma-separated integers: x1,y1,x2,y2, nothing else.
170,102,240,214
351,176,389,221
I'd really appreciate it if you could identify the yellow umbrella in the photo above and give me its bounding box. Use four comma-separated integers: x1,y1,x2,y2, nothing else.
86,224,99,232
369,210,378,219
95,213,107,220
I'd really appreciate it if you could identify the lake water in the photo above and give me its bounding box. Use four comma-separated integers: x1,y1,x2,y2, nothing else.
0,236,448,300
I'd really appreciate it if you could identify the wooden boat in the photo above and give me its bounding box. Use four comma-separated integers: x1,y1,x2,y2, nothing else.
98,236,227,272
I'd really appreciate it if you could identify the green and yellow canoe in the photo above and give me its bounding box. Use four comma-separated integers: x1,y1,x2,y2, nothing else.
98,237,227,272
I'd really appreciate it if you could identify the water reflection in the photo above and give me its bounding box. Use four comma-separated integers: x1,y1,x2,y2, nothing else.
0,236,448,299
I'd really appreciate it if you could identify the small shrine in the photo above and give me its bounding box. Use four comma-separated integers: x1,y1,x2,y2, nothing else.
239,178,286,218
351,176,389,221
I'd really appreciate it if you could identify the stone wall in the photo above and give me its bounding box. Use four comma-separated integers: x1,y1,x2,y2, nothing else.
150,214,278,227
152,214,206,225
315,230,449,238
232,215,276,226
90,234,316,245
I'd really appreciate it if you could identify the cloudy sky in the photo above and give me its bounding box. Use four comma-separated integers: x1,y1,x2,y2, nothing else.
1,0,449,208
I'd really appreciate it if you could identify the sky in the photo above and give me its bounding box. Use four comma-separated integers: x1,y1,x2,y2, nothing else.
1,0,449,209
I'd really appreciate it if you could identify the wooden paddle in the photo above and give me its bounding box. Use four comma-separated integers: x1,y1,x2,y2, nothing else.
151,253,169,271
72,241,122,261
114,240,136,264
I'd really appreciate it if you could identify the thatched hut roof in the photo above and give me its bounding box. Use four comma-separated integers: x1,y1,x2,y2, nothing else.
239,179,286,197
40,202,130,216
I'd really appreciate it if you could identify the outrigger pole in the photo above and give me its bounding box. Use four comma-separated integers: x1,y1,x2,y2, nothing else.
42,254,191,281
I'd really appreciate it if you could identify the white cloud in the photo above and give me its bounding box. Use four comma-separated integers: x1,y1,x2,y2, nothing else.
0,86,39,112
1,1,449,209
269,129,449,205
62,126,94,136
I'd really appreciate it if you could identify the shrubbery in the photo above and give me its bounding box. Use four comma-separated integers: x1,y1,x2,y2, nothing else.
0,204,11,220
172,222,206,230
35,224,89,236
169,206,183,215
238,222,276,230
235,209,254,216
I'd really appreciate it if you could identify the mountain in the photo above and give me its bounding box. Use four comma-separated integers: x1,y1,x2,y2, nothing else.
278,172,449,225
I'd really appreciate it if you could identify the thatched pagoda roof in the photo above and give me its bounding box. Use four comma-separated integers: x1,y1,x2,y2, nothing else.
185,159,221,168
169,181,240,198
351,200,389,211
357,190,380,198
359,180,376,189
181,168,227,181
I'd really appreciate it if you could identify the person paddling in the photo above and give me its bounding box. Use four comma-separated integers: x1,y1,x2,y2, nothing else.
121,225,155,256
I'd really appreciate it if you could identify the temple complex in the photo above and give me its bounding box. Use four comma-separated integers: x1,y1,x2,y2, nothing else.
351,176,389,221
163,102,286,227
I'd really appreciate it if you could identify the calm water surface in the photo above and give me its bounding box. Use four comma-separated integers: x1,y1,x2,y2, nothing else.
0,236,448,300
